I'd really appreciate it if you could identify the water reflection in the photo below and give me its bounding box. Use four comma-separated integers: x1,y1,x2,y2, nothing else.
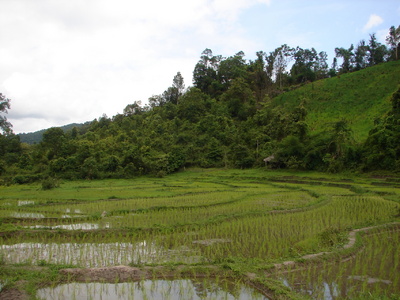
65,208,82,213
0,241,201,267
11,212,45,218
36,279,269,300
277,229,400,299
18,200,35,206
27,223,110,230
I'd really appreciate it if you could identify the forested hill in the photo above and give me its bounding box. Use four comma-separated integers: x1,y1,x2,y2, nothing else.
18,123,86,144
1,40,400,182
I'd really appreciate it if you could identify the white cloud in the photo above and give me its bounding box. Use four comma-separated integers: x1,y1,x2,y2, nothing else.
2,0,394,135
0,0,272,133
363,14,384,32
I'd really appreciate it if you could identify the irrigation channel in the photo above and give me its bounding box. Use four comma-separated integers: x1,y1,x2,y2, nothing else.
0,169,399,299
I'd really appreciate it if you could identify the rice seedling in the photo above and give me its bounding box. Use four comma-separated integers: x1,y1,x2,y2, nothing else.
0,169,399,299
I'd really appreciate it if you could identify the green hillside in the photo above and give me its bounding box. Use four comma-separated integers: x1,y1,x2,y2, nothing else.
272,60,400,141
1,55,400,180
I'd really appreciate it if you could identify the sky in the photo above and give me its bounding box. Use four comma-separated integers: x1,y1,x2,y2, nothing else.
0,0,399,134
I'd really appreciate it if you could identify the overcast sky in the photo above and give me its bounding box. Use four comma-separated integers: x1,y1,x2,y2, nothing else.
1,0,399,133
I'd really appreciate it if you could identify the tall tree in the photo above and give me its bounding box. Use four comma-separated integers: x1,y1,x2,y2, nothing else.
123,101,143,116
218,51,247,85
193,49,222,96
249,51,271,102
268,44,294,88
41,127,66,158
0,93,12,134
367,33,387,66
328,57,338,77
315,51,329,79
386,25,400,60
354,40,369,70
290,47,318,83
335,45,354,73
172,72,185,102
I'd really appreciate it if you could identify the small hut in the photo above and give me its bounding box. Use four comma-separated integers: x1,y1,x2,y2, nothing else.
263,155,275,167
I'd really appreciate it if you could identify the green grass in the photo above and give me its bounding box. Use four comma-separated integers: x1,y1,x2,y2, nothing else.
0,168,399,299
272,61,400,141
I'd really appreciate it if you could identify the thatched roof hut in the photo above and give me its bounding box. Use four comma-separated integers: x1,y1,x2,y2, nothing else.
263,155,275,164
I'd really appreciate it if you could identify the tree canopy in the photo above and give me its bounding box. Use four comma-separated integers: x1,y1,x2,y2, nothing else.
1,25,400,183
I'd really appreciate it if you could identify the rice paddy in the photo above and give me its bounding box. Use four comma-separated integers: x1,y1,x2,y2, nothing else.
0,168,399,299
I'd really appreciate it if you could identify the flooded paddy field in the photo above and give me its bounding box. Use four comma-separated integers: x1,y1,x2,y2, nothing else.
37,279,269,300
273,227,400,299
0,169,399,299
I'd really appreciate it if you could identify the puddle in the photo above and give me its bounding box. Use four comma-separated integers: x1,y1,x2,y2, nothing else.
61,214,88,218
65,208,82,214
26,223,110,230
0,241,201,267
348,275,392,285
11,212,45,218
36,279,269,300
18,200,35,206
193,238,232,246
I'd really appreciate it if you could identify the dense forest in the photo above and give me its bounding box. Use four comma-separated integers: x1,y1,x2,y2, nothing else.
1,26,400,184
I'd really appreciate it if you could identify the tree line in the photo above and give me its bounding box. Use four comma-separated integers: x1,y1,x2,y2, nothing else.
0,25,399,184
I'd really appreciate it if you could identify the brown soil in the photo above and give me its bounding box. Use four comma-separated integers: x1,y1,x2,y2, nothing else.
60,265,151,282
0,289,29,300
0,281,29,300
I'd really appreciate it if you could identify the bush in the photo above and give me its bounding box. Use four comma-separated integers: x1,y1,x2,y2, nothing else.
13,174,41,184
41,178,60,190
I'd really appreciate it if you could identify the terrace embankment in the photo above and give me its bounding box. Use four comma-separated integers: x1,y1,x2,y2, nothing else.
272,222,400,271
3,223,391,297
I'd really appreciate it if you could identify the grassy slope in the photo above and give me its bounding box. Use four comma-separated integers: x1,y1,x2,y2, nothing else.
271,60,400,142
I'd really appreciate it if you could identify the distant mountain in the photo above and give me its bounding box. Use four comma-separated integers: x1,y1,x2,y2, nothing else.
18,123,84,144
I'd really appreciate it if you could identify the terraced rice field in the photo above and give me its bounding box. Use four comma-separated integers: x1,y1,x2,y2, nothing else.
0,169,399,299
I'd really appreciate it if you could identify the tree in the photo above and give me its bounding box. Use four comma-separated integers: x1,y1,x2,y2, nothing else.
328,57,338,77
290,47,318,83
248,51,271,102
367,33,387,66
267,44,294,88
218,51,247,86
354,40,369,70
193,49,222,96
148,94,165,108
335,45,354,73
41,127,66,159
329,120,354,159
0,93,12,134
220,77,256,120
362,87,400,171
162,72,186,105
275,135,306,169
386,25,400,60
315,51,329,79
172,72,185,101
123,101,143,116
177,87,209,122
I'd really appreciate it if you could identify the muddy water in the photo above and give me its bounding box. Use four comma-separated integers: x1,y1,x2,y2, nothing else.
275,229,400,299
36,279,269,300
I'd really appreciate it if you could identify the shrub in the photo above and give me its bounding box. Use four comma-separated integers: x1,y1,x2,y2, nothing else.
41,177,60,190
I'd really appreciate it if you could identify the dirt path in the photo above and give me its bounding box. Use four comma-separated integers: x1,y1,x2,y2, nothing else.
273,222,399,270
